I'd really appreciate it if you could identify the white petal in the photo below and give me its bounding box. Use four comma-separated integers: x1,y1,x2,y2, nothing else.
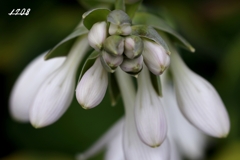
115,69,170,160
9,53,65,122
76,118,124,160
88,21,107,51
76,58,108,109
143,40,170,75
170,52,230,138
162,72,207,159
30,36,89,128
135,66,167,147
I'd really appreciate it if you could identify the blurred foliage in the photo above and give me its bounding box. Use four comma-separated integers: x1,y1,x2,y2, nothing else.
1,0,240,160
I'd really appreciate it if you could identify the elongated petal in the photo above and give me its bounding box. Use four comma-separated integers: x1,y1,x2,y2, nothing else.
9,53,65,122
76,58,108,109
170,52,230,138
88,21,107,51
162,72,206,159
116,69,170,160
135,66,167,147
76,118,124,160
30,36,89,128
143,40,170,75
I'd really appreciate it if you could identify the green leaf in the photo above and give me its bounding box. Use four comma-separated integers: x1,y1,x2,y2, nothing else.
132,12,195,52
108,73,121,106
78,50,100,82
115,0,125,11
44,26,88,60
131,25,171,54
125,0,142,19
150,72,162,97
82,8,111,30
100,55,115,73
77,0,114,9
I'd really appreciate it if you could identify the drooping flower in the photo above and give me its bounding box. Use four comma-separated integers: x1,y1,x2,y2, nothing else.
29,36,89,128
162,71,207,159
88,21,107,51
9,53,65,122
170,51,230,138
76,58,108,109
142,40,170,75
134,66,167,147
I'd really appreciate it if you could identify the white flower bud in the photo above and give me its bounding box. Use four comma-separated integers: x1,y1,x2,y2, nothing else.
135,66,167,147
143,40,170,75
9,53,65,122
101,51,123,70
115,69,170,160
124,35,143,59
171,52,230,138
76,58,108,109
120,56,143,75
88,21,107,51
30,36,89,128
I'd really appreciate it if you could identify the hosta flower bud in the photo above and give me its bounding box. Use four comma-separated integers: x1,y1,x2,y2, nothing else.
124,35,143,59
76,58,108,109
107,10,132,36
101,51,123,70
88,21,107,51
103,35,124,56
135,66,167,147
29,36,89,128
143,40,170,75
120,55,143,75
9,53,65,122
171,52,230,138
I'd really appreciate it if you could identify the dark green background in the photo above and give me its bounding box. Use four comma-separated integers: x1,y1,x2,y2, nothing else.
1,0,240,159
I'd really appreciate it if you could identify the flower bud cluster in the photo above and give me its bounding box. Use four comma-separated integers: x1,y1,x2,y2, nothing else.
87,9,170,76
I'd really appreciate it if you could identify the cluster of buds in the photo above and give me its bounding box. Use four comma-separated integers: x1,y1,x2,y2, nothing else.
77,10,170,109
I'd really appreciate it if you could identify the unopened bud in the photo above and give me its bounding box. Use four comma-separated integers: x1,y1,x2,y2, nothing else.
101,51,123,70
120,56,143,75
103,35,124,56
88,21,107,51
107,10,132,36
143,40,170,75
124,35,143,59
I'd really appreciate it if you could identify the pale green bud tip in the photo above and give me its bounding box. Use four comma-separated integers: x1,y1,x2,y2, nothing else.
120,55,143,75
107,10,131,26
102,51,123,70
88,21,107,51
103,35,124,56
124,35,143,59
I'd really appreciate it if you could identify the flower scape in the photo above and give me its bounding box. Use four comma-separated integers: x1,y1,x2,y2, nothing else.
9,1,230,160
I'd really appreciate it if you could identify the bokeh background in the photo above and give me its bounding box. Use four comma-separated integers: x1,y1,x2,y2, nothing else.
0,0,240,159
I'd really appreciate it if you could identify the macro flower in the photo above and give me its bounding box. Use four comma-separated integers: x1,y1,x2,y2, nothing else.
170,51,230,138
76,58,108,109
135,66,167,147
143,40,170,75
9,53,65,122
9,1,231,159
88,21,107,51
30,36,89,128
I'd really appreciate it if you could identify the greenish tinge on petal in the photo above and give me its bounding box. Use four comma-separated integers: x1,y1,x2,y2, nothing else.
78,50,100,82
82,8,110,30
108,73,121,106
131,25,171,55
132,12,195,52
45,26,88,60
